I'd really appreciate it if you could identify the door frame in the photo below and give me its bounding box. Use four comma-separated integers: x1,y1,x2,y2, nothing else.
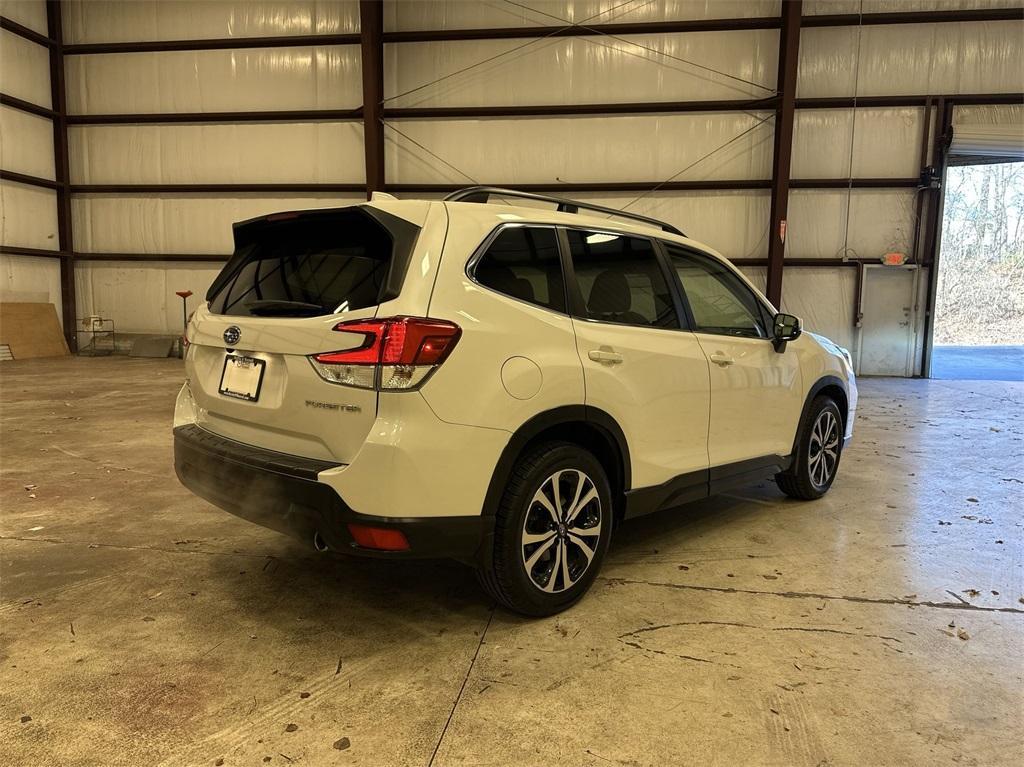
921,178,952,379
922,151,1024,377
859,263,921,377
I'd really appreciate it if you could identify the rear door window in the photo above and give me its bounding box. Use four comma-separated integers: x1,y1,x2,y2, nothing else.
208,209,410,317
473,226,566,312
565,229,678,329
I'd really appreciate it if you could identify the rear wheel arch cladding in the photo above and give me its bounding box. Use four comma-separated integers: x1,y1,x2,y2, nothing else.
481,407,630,525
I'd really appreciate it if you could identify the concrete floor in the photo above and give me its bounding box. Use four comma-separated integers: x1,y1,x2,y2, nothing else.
1,357,1022,767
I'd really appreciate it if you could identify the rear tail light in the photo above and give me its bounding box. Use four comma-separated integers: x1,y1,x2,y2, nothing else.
309,316,461,391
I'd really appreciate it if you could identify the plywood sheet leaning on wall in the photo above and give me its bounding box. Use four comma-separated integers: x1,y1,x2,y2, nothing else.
0,303,70,359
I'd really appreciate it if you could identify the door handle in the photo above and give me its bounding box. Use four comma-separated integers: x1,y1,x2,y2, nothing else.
709,352,735,367
588,349,623,364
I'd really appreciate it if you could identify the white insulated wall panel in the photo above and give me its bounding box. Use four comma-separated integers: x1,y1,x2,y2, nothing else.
0,181,58,249
389,189,769,262
72,195,366,254
799,21,1024,98
0,29,52,109
385,113,774,184
66,46,361,115
955,103,1024,127
738,266,767,295
0,0,47,34
569,191,770,259
62,0,360,43
0,105,55,180
792,108,925,178
779,268,858,352
804,0,1021,14
385,1,781,31
69,123,364,184
384,30,779,107
75,261,223,335
786,189,918,260
0,254,63,326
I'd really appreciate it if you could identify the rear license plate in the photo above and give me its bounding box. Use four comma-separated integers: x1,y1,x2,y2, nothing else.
218,355,266,402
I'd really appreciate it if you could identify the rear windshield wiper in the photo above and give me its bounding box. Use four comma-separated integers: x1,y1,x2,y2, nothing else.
243,299,325,317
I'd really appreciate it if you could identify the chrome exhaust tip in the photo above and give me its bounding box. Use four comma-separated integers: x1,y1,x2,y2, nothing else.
312,531,329,552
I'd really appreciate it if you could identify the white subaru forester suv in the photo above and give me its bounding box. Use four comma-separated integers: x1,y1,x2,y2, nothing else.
175,187,857,616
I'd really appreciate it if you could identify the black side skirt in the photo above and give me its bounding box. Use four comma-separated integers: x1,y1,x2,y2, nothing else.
623,454,792,520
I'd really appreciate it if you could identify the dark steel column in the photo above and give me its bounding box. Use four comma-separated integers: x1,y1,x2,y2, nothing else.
46,0,76,351
919,99,954,377
766,0,802,308
908,96,933,264
359,0,385,199
921,99,952,267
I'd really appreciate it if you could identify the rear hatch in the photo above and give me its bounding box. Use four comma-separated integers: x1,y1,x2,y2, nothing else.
185,205,423,463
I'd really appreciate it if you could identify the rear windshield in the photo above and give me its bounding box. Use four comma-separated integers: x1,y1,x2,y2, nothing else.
208,209,400,317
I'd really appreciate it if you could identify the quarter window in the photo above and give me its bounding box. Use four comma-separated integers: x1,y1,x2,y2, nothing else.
474,226,565,312
566,230,678,329
666,246,769,338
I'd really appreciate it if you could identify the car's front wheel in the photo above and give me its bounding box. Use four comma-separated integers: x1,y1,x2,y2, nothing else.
776,396,844,500
478,441,612,616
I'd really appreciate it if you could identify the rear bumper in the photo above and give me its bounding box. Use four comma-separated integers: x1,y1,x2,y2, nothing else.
174,424,484,561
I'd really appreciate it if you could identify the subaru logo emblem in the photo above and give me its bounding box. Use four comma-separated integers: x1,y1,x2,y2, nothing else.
223,325,241,346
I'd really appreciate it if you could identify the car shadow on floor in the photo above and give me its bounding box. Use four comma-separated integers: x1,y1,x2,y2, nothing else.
607,480,791,560
200,480,793,630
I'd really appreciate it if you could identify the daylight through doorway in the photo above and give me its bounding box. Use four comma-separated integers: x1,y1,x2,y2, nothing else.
931,162,1024,381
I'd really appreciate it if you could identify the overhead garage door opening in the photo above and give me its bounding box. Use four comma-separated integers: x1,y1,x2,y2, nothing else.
931,161,1024,381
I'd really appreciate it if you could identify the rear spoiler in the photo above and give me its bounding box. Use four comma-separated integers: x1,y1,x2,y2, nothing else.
205,206,422,305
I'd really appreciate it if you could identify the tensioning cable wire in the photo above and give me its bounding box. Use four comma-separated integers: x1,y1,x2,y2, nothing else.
619,114,776,212
382,0,658,105
501,0,777,95
380,120,481,184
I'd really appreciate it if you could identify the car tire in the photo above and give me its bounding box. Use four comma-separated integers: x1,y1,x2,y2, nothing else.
477,441,612,616
776,396,844,501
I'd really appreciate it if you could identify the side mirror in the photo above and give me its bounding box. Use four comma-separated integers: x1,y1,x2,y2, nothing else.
772,313,801,351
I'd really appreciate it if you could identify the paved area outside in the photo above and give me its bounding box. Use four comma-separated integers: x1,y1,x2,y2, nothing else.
1,357,1022,767
931,345,1024,381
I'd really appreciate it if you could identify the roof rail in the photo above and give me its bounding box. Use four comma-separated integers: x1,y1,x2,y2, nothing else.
443,186,685,237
